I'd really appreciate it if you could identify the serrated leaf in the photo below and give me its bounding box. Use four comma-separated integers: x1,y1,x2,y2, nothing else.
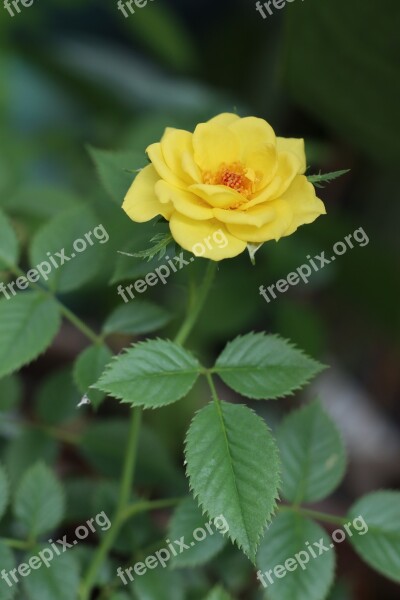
0,210,19,268
0,293,60,379
14,462,65,537
168,497,227,568
95,339,201,408
307,170,350,188
204,587,233,600
277,401,346,503
88,147,146,204
185,401,280,561
347,491,400,583
121,233,173,262
257,512,335,600
214,333,324,400
73,345,113,409
0,541,16,600
103,301,172,336
131,566,184,600
22,551,79,600
0,464,9,521
29,207,104,293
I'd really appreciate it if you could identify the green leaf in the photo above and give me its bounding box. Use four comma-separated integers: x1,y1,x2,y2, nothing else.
0,293,60,379
277,401,346,503
36,368,81,425
14,462,65,537
0,541,16,600
185,401,280,561
0,210,18,268
257,512,335,600
348,491,400,583
29,206,105,293
73,345,113,409
88,147,146,204
95,339,201,408
120,233,173,262
5,431,57,490
109,594,132,600
131,567,184,600
214,333,324,400
0,464,9,521
103,301,172,336
204,587,233,600
283,0,400,167
307,170,350,189
22,551,79,600
168,497,227,568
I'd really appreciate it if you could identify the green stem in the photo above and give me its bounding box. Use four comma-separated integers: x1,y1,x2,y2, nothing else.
174,261,217,345
279,504,347,526
80,407,142,600
1,538,32,550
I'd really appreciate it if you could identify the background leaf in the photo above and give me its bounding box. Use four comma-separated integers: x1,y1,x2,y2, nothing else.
88,147,146,204
277,401,346,503
0,210,19,268
22,550,80,600
29,206,105,293
0,541,16,600
0,464,9,522
204,587,233,600
257,512,336,600
14,462,65,537
73,344,113,409
185,401,280,561
0,293,60,379
168,497,227,568
214,333,324,400
348,491,400,583
95,339,201,408
103,301,172,336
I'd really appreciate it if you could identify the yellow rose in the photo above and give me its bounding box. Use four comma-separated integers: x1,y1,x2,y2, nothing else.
123,113,326,261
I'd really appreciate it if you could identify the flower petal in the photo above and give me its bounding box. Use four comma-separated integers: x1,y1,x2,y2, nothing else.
229,116,276,153
206,113,241,127
226,199,293,243
147,142,186,189
161,128,199,184
193,123,240,172
213,203,276,227
277,137,306,174
189,183,244,209
169,213,246,260
155,180,214,220
123,165,173,223
281,176,326,236
242,151,300,209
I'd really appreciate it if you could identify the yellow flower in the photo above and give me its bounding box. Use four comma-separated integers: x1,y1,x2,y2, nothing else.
123,113,326,261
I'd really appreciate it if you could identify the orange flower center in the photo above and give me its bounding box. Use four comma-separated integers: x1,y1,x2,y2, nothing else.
203,162,256,199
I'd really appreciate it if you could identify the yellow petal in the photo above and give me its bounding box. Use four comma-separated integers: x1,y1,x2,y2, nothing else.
206,113,241,127
213,203,276,227
277,137,306,174
155,180,214,220
245,144,277,189
193,123,240,172
229,116,276,153
161,128,198,184
280,176,326,236
182,151,202,183
242,151,300,209
226,199,293,243
122,165,173,223
189,183,244,209
169,213,246,260
147,143,186,189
